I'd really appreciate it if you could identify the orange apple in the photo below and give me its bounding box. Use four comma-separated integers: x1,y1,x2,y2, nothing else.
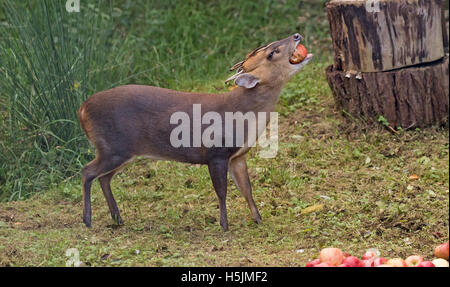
289,44,308,64
386,258,407,267
434,243,449,260
319,248,345,266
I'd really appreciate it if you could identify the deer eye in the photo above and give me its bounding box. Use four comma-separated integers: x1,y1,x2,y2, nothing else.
267,51,275,60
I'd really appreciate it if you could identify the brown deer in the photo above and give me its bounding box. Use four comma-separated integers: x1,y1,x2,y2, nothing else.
78,33,313,231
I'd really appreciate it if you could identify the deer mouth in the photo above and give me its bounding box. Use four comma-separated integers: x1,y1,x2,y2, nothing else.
289,42,308,65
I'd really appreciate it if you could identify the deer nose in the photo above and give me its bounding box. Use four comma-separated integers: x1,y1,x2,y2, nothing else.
293,33,303,41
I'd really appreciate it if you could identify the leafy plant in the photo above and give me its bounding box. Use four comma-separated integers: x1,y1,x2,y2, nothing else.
0,0,129,200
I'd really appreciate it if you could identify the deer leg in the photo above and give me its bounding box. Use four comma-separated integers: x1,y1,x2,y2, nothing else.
98,170,123,225
81,154,131,227
229,155,262,224
208,159,229,231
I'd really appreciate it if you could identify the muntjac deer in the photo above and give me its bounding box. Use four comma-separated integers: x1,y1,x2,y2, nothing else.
78,33,313,231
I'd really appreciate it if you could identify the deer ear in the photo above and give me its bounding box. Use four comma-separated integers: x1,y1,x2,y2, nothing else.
234,73,260,89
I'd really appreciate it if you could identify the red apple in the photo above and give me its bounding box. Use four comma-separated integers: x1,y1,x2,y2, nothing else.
337,263,351,267
361,249,379,260
405,255,424,267
434,243,449,260
360,259,374,267
417,261,435,267
362,251,376,260
305,259,321,267
386,258,407,267
431,258,449,267
343,256,361,267
289,44,308,64
377,264,392,267
319,248,344,266
373,257,388,267
315,262,332,267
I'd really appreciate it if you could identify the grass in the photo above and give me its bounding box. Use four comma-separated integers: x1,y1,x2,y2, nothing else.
0,0,448,266
0,0,130,201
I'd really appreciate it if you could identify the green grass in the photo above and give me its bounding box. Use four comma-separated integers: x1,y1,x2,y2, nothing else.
0,0,131,200
0,0,448,266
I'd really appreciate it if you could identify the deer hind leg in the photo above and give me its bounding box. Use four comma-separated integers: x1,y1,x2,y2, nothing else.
81,154,132,227
98,170,123,225
208,159,229,231
229,154,262,224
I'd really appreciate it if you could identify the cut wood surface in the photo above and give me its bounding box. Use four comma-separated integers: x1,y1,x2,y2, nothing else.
326,0,446,72
326,57,449,128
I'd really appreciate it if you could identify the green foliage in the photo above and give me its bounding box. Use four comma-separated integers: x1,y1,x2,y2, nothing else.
0,0,129,200
114,0,331,89
377,115,390,127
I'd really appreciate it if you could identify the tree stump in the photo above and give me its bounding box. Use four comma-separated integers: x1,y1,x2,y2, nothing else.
326,0,446,72
327,57,449,128
325,0,449,128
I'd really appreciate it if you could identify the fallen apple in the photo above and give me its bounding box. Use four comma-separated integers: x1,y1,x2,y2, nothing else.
360,259,374,267
319,248,344,266
361,249,379,260
337,263,351,267
405,255,424,267
343,256,361,267
417,261,435,267
431,258,449,267
434,243,449,260
373,257,388,267
386,258,407,267
315,262,332,267
305,259,321,267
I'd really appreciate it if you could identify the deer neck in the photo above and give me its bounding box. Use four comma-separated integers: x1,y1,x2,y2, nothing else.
226,84,283,113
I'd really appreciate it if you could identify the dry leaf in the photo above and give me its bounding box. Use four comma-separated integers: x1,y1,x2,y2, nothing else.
409,174,419,180
300,204,324,215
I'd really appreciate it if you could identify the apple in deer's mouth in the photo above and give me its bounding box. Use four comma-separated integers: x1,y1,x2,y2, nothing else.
289,44,308,64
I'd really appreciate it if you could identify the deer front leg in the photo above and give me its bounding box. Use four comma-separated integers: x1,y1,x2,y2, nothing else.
229,154,262,224
208,159,229,231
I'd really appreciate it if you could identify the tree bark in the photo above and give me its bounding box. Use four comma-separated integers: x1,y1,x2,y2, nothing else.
326,0,446,72
326,57,449,128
